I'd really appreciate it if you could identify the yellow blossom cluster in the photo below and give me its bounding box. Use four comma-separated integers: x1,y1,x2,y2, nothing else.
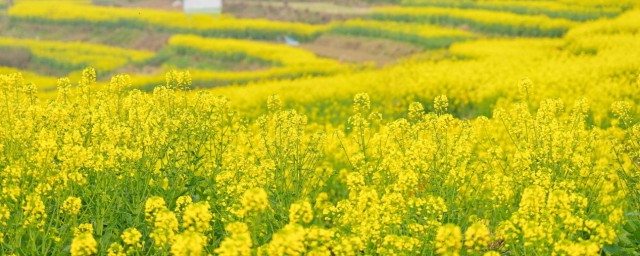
215,222,252,256
60,196,82,216
436,224,463,256
71,224,98,256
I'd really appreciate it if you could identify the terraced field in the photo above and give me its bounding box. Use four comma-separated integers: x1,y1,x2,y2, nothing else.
1,0,640,255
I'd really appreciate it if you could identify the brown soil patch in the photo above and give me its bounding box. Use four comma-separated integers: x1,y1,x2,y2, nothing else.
301,34,422,67
0,46,31,69
224,0,374,24
109,0,181,11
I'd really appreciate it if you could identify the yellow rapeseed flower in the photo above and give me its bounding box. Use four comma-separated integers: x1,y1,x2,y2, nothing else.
215,222,252,256
174,196,193,214
518,77,534,100
289,201,314,224
107,243,126,256
464,222,491,253
150,208,179,248
0,204,9,226
436,224,463,256
121,227,143,248
239,187,270,218
266,224,306,256
170,231,207,256
145,196,167,224
74,223,94,236
182,202,213,233
22,194,47,228
408,102,425,121
434,95,449,114
61,196,82,216
353,93,371,113
71,233,98,256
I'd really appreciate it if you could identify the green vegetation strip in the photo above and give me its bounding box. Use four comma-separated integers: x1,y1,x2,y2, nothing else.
371,6,577,37
330,19,475,48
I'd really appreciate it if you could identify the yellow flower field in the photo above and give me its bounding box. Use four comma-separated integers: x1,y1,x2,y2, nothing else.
0,0,640,255
370,6,578,37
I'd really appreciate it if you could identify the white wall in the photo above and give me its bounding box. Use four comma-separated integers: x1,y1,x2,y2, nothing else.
184,0,222,14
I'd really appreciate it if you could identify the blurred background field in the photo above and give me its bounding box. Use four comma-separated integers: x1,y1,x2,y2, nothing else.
2,0,637,122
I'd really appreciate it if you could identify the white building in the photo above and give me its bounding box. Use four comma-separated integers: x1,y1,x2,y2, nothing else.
183,0,222,15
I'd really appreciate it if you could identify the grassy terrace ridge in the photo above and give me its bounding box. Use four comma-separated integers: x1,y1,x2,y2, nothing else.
370,5,578,37
0,36,154,73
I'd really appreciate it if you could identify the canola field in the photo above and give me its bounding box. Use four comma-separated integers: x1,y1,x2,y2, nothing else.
1,0,640,255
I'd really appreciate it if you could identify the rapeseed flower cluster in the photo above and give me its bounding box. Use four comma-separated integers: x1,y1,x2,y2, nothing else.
436,224,463,256
464,221,491,253
215,222,252,256
182,202,213,233
121,228,142,249
289,201,314,225
60,196,82,216
239,187,270,218
71,224,98,256
22,194,46,228
171,231,207,256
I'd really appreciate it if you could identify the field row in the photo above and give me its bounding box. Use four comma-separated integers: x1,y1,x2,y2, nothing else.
371,6,577,37
0,34,348,91
400,0,633,21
